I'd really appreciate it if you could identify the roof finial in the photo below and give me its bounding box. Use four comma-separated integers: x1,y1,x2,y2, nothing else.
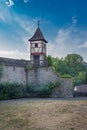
38,20,40,28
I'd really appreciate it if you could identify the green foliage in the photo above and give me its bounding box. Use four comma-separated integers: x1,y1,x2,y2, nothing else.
56,53,84,76
36,86,51,98
56,59,69,74
47,54,87,88
47,53,85,77
0,64,3,78
23,83,37,97
46,55,54,66
35,81,60,98
26,65,32,70
64,54,84,76
72,77,82,87
60,74,72,78
72,72,86,87
0,81,60,100
78,72,86,83
0,82,23,100
65,54,83,65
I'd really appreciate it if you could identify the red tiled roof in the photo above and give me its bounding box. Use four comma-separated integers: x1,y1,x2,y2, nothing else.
29,27,48,43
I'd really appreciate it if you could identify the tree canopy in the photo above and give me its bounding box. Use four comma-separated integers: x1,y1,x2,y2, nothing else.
47,53,87,86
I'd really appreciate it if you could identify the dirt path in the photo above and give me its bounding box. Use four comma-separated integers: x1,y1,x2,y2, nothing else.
0,97,87,103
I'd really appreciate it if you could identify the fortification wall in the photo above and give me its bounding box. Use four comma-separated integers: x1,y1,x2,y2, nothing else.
0,65,26,84
51,78,73,98
0,65,73,97
27,67,60,84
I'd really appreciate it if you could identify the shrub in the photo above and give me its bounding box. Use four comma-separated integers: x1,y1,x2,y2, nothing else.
35,81,60,98
36,86,51,98
0,82,23,100
23,83,37,97
0,81,60,100
72,77,82,87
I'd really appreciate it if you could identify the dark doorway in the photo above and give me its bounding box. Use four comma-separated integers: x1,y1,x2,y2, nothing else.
33,55,40,66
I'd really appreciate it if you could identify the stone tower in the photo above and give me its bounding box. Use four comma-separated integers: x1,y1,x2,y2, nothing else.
29,22,48,65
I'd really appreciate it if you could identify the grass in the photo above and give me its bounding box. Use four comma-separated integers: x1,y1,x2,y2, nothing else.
0,99,87,130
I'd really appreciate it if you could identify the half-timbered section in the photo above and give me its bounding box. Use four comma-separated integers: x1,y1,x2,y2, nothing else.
29,22,48,66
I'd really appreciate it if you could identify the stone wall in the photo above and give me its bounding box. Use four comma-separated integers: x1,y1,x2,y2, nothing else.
27,67,60,85
0,65,73,97
0,65,26,84
51,78,73,98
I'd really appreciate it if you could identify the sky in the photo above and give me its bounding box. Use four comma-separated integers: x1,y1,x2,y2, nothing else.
0,0,87,61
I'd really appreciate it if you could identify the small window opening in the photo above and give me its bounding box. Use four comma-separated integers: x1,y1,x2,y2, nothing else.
35,43,38,48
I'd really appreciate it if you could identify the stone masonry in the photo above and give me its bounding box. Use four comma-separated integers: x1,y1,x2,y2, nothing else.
0,57,73,97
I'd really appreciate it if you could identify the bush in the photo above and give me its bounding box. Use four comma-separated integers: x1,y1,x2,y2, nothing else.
23,83,37,98
36,87,51,98
72,77,82,87
0,82,23,100
72,72,86,87
0,81,60,100
35,81,60,98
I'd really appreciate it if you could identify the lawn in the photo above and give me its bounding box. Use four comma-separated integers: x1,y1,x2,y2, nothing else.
0,99,87,130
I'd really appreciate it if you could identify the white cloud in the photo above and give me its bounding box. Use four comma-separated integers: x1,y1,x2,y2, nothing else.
0,50,29,60
83,41,87,48
23,0,30,3
48,29,72,58
6,0,14,7
47,27,87,62
5,0,30,6
78,41,87,48
0,34,30,60
0,13,5,22
14,15,37,36
0,2,36,60
0,2,13,23
0,10,12,23
0,4,87,62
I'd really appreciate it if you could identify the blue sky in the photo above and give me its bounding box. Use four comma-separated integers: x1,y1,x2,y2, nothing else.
0,0,87,61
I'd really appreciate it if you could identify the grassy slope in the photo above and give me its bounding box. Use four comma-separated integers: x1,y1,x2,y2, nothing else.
0,99,87,130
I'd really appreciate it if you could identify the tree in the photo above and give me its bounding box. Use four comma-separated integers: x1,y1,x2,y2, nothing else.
64,53,84,76
46,55,53,66
56,58,68,74
47,53,86,82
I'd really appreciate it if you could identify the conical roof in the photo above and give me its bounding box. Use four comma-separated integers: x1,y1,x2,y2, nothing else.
29,27,48,43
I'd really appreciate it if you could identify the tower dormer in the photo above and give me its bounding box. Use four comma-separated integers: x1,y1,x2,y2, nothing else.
29,22,48,65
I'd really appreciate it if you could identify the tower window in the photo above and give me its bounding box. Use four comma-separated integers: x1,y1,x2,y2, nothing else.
35,43,38,48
